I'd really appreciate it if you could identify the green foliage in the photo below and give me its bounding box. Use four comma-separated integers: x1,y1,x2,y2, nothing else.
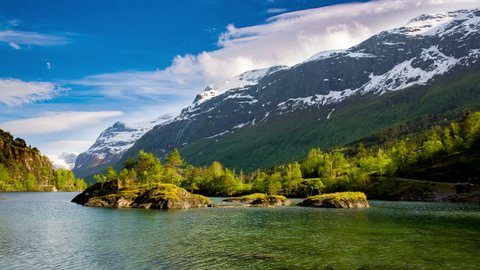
300,191,368,208
53,169,86,191
306,191,367,202
164,148,185,185
0,128,67,192
136,150,163,184
0,164,9,190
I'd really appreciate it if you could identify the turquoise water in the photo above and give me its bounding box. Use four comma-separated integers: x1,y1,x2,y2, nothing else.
0,193,479,270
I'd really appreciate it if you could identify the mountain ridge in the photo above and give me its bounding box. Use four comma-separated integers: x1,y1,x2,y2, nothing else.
75,8,480,178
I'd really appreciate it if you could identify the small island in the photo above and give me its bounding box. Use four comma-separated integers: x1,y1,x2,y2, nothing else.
298,192,369,208
223,193,290,207
71,180,214,210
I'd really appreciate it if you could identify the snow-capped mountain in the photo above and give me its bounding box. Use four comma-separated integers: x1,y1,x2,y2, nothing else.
73,115,172,178
82,9,480,176
48,152,78,170
191,66,288,106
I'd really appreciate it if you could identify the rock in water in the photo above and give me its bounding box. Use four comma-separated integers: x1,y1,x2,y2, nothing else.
71,180,214,210
223,193,290,207
298,192,369,208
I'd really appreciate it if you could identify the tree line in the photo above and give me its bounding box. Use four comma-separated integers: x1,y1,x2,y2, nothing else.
93,111,480,197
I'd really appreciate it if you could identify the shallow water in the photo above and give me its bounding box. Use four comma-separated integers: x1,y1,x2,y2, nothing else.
0,193,479,269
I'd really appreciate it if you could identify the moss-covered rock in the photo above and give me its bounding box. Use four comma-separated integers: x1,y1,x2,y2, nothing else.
72,180,214,210
223,193,290,207
298,192,369,208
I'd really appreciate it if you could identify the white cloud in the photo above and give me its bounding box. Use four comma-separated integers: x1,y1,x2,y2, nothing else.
266,8,288,14
0,78,65,106
74,0,479,102
44,140,92,156
0,111,124,135
204,0,480,82
8,42,20,49
70,54,207,102
0,29,67,48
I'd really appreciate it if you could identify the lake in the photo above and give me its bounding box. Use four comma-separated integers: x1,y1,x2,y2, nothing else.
0,193,479,269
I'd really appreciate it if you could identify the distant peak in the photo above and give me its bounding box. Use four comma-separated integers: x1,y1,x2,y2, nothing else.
112,121,126,128
193,89,220,104
191,65,288,106
389,9,472,36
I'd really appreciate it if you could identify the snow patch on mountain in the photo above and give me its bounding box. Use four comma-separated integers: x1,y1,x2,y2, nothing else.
191,66,287,106
306,50,341,62
205,130,230,139
84,115,172,157
178,66,287,121
424,10,480,38
194,89,220,105
346,52,377,59
48,152,78,170
362,46,458,94
391,12,461,36
210,66,287,94
278,88,356,111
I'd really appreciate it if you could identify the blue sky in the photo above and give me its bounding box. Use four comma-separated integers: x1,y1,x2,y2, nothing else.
0,0,478,158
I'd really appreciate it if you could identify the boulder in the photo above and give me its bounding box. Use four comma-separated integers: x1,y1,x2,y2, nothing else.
298,192,369,208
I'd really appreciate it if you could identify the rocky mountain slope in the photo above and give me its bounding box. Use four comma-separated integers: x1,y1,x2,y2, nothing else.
73,115,172,178
78,9,480,176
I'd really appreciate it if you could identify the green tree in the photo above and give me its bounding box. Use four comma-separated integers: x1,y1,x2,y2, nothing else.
252,171,268,193
104,166,118,182
74,178,88,191
135,150,163,184
24,173,37,191
375,149,393,176
118,168,137,188
0,165,9,191
282,162,302,195
300,148,324,177
164,149,185,185
266,172,282,195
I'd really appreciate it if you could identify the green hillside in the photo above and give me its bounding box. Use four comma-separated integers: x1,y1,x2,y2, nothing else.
0,129,86,191
179,68,480,172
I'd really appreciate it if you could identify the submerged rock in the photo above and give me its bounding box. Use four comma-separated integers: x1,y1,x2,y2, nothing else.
72,180,214,210
223,193,290,207
298,192,369,208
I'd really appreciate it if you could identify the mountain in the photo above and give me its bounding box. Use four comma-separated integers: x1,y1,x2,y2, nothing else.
0,128,54,191
115,9,480,171
73,115,172,178
48,152,78,170
78,9,480,177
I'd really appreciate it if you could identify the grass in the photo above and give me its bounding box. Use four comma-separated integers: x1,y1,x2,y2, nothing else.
225,193,288,204
299,191,368,208
307,192,367,202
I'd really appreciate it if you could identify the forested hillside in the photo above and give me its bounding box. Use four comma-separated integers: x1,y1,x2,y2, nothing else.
0,129,86,191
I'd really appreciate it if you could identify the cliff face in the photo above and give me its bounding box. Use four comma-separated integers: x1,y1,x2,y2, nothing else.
0,129,54,191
